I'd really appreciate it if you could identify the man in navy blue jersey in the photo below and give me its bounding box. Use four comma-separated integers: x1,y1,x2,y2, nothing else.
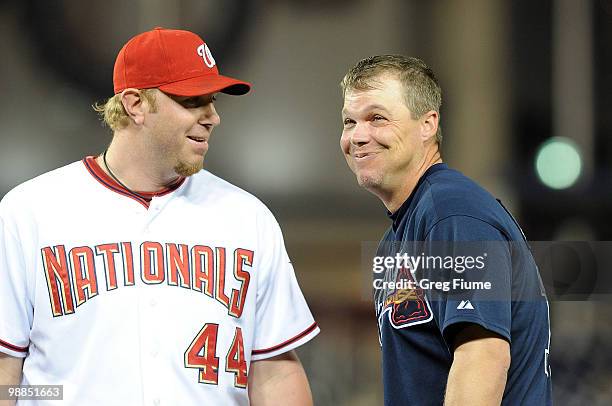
339,55,552,405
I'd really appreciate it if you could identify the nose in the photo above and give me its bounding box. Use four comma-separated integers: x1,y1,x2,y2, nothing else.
199,102,221,127
349,122,370,147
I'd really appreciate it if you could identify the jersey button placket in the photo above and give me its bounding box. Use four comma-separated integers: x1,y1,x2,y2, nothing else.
144,197,165,233
138,286,163,404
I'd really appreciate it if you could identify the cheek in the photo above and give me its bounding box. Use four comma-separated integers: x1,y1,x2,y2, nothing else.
177,111,198,129
340,132,351,153
369,127,389,146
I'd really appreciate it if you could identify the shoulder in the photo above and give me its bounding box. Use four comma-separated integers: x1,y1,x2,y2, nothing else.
1,160,86,210
424,168,499,216
413,167,515,239
185,170,277,219
0,160,87,233
415,167,502,221
186,171,287,245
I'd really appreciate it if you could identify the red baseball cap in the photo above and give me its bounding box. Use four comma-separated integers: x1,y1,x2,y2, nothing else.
113,27,251,96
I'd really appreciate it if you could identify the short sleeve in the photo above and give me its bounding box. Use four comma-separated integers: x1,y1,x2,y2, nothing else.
423,215,511,349
0,197,33,358
250,209,319,361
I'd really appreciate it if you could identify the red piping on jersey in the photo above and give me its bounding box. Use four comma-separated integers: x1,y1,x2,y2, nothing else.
252,322,318,355
82,156,185,209
0,338,28,353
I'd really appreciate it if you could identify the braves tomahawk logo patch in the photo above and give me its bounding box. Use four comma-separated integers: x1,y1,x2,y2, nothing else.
375,265,432,336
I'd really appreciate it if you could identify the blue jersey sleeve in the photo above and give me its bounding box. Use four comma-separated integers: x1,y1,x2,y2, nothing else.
422,215,512,349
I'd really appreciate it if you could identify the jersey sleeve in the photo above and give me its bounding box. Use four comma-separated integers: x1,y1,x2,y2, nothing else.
250,208,319,361
0,195,33,358
422,215,511,349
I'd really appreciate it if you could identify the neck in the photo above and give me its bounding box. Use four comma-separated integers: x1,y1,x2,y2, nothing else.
96,133,180,193
380,146,443,213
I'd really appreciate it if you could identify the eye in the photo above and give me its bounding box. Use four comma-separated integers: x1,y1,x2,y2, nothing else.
174,95,217,108
372,114,386,121
343,118,355,127
178,97,199,108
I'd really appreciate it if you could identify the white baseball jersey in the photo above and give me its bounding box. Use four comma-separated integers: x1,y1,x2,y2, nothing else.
0,156,319,405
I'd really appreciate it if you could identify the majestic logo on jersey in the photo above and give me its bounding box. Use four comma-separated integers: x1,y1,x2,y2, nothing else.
457,300,474,310
375,266,432,332
40,242,252,318
197,44,216,68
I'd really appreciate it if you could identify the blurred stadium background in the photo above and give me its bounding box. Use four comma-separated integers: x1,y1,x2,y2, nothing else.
1,0,611,404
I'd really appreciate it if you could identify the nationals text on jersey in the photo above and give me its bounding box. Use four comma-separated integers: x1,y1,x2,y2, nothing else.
41,241,252,318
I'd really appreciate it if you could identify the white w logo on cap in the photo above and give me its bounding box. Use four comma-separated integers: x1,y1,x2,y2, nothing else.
197,44,216,68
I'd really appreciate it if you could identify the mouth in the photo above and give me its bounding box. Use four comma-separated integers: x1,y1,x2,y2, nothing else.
353,151,380,160
187,135,207,143
186,135,209,155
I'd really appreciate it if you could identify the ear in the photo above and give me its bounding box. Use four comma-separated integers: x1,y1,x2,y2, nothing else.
420,110,439,143
120,88,147,126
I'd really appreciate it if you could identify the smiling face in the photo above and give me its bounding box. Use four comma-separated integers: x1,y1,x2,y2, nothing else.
144,90,221,177
341,75,428,197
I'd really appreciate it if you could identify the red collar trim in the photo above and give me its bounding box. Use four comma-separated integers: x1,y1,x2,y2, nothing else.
82,156,185,208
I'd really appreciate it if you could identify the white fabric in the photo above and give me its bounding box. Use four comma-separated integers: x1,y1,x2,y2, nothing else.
0,160,319,406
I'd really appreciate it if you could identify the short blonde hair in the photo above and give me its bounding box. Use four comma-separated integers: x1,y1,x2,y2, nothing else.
93,89,158,131
341,55,443,144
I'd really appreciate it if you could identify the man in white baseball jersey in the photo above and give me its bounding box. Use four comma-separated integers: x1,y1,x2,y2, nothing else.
0,27,319,405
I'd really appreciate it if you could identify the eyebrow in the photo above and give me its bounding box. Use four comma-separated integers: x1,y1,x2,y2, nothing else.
342,104,390,116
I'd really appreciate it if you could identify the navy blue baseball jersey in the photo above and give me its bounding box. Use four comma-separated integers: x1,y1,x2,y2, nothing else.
374,163,552,405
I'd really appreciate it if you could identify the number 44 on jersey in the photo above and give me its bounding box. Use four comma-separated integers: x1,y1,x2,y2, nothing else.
185,323,248,388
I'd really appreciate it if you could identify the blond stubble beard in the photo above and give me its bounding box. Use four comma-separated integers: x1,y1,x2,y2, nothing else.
150,131,205,177
174,159,204,177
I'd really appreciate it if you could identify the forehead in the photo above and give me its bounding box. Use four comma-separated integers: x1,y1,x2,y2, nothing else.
342,75,405,114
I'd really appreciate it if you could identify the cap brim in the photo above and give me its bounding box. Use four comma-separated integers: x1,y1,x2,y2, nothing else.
158,74,251,96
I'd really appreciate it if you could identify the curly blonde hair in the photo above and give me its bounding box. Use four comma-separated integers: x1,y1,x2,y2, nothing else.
93,89,158,131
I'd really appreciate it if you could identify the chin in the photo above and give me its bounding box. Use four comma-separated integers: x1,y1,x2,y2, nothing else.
356,171,383,190
174,160,203,177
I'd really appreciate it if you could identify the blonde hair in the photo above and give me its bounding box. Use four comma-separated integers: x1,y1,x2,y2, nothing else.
93,89,158,131
341,55,443,144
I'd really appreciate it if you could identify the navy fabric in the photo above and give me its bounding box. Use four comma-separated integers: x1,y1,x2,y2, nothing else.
375,163,552,405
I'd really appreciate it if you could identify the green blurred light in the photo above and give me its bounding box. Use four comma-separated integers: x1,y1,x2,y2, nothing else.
535,137,582,189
